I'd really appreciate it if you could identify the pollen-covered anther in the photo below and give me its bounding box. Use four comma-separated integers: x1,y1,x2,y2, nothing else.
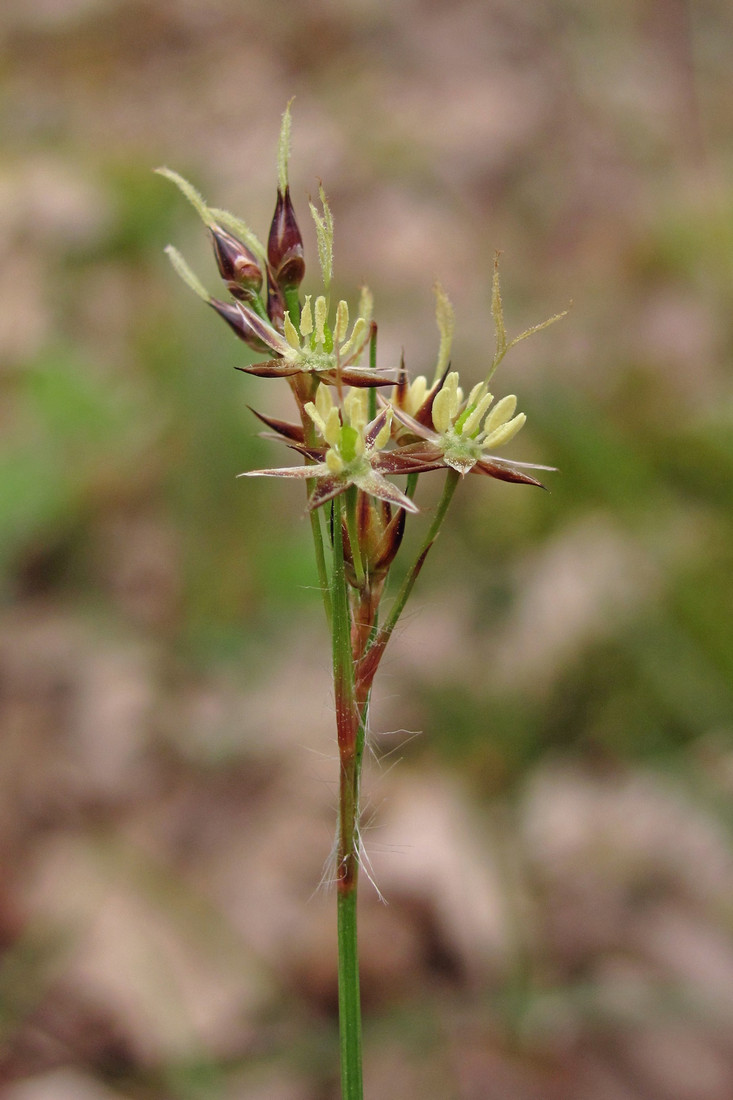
334,300,349,344
315,296,328,345
300,296,313,337
304,400,342,446
373,409,393,450
461,392,493,437
483,394,517,435
324,407,342,445
304,400,324,434
284,312,301,350
340,317,366,358
326,449,344,475
432,372,460,433
344,389,368,431
405,376,427,415
314,384,333,420
483,412,526,449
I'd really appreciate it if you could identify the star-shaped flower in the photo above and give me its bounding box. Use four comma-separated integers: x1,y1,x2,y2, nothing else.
241,387,423,512
386,371,554,488
230,292,392,388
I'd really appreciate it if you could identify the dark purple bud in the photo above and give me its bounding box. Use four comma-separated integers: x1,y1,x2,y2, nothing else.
210,227,263,300
267,187,305,290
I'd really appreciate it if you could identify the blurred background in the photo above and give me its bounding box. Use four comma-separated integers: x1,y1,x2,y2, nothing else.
1,0,733,1097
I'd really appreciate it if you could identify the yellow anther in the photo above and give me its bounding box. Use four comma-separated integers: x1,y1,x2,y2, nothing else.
315,384,333,420
324,406,342,446
326,448,344,475
299,295,313,337
284,312,301,350
304,400,327,437
339,316,366,359
344,388,368,430
334,300,349,344
467,381,487,407
462,392,493,437
314,296,328,344
432,386,453,435
483,412,526,450
484,394,517,435
374,409,393,450
406,376,427,415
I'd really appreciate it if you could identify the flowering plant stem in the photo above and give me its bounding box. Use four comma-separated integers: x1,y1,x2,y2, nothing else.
325,473,460,1096
159,105,559,1097
331,494,364,1097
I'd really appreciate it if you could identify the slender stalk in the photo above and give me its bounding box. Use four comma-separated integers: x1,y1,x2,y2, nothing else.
331,495,364,1100
337,888,362,1100
344,486,365,588
294,386,332,625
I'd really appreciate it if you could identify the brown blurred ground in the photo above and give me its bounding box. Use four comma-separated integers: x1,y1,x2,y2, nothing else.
1,1,733,1097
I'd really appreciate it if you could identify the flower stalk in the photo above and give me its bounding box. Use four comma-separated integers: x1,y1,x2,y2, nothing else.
160,104,561,1098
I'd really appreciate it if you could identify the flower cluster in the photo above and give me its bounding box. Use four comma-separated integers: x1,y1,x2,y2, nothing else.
159,104,563,594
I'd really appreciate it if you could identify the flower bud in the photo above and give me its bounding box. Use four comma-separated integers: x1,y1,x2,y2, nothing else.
210,226,263,300
267,186,305,291
343,493,406,590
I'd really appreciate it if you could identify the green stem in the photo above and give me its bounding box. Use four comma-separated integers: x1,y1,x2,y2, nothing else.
284,286,301,327
331,496,364,1100
296,389,332,626
344,486,365,588
337,889,362,1100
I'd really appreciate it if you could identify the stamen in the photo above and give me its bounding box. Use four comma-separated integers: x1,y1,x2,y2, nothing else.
344,389,368,430
339,316,366,359
284,312,301,350
432,386,453,434
484,394,517,435
374,409,393,450
483,412,526,449
334,300,349,344
315,296,328,344
408,376,427,414
326,449,344,474
315,384,333,420
324,406,342,446
300,295,313,337
304,400,327,436
461,392,493,437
